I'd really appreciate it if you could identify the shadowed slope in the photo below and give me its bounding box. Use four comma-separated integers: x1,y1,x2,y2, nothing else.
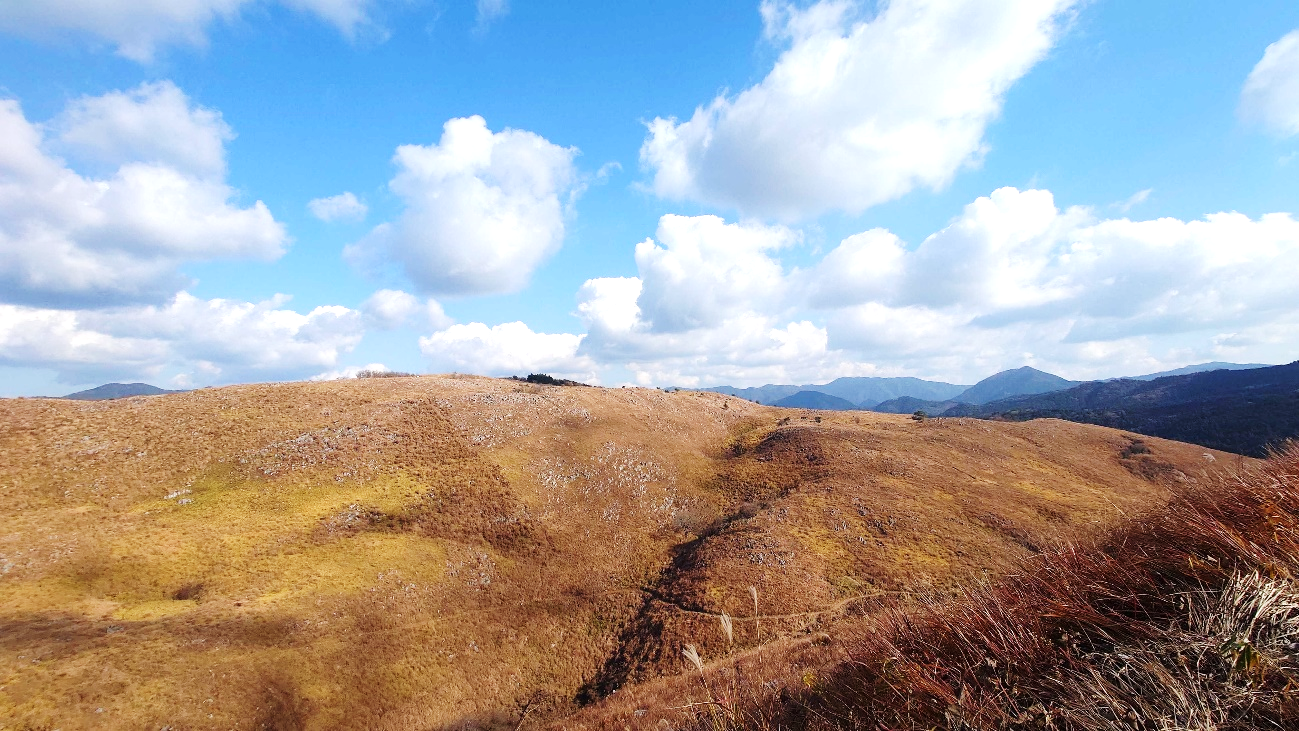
563,445,1299,731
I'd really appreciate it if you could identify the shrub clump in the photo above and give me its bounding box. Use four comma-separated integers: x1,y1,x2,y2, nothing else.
509,373,589,387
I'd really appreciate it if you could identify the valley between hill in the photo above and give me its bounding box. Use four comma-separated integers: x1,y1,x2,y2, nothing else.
0,376,1240,729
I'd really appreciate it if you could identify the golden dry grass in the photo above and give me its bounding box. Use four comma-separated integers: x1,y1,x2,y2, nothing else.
0,376,1240,729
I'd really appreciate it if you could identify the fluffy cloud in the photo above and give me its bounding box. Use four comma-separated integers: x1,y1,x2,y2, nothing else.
0,85,286,308
361,288,452,330
641,0,1076,219
571,220,867,386
562,189,1299,387
634,214,797,332
817,187,1299,380
0,293,363,384
419,322,592,379
0,305,167,382
346,116,580,297
1241,29,1299,137
0,0,376,61
308,191,368,222
52,81,233,177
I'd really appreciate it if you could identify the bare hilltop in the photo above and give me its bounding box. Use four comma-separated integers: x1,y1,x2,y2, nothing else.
0,375,1276,729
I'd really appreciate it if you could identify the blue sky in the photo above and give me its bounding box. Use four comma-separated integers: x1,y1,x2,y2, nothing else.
1,0,1297,396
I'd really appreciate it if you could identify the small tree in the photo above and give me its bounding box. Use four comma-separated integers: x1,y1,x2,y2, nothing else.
911,410,928,422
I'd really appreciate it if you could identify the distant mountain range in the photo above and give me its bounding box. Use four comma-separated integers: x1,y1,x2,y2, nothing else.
945,361,1299,457
1124,362,1270,381
63,383,183,400
873,367,1079,414
706,376,967,408
705,362,1274,415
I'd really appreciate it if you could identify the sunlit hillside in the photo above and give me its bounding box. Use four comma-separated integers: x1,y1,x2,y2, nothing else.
0,376,1240,729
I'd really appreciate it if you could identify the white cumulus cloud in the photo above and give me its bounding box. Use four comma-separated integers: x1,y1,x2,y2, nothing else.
817,187,1299,380
361,288,452,330
1241,29,1299,137
52,81,233,177
634,214,797,332
641,0,1077,219
308,191,368,222
570,189,1299,386
419,321,592,379
0,293,363,384
570,218,866,387
0,85,287,309
0,0,378,62
346,116,580,297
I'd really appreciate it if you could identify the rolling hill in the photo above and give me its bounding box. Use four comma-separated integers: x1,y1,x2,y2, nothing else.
946,361,1299,457
871,395,963,415
951,366,1078,405
0,376,1242,729
770,390,859,410
62,382,183,400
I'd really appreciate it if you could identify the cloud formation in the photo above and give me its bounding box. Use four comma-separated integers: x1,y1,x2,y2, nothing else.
641,0,1077,219
0,0,377,61
556,189,1299,386
0,293,363,384
1241,29,1299,137
0,84,287,309
52,81,233,177
816,188,1299,379
308,191,368,222
634,214,797,332
419,322,592,379
346,116,579,297
361,288,452,330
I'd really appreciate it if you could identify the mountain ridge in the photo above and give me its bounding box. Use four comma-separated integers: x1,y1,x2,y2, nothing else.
705,362,1271,412
947,360,1299,456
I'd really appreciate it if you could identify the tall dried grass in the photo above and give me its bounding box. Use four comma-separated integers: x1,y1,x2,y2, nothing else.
672,443,1299,730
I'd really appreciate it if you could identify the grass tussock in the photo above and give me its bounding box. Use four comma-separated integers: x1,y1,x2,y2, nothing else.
660,443,1299,731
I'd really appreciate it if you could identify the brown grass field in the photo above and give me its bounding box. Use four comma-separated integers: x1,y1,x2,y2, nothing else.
0,375,1247,729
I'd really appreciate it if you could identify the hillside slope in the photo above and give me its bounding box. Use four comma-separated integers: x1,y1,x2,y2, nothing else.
0,377,1235,730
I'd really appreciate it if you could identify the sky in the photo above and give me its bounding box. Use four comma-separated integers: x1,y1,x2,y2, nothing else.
1,0,1298,396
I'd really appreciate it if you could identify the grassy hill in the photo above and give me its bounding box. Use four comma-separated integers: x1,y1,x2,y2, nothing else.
0,376,1244,729
564,444,1299,730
